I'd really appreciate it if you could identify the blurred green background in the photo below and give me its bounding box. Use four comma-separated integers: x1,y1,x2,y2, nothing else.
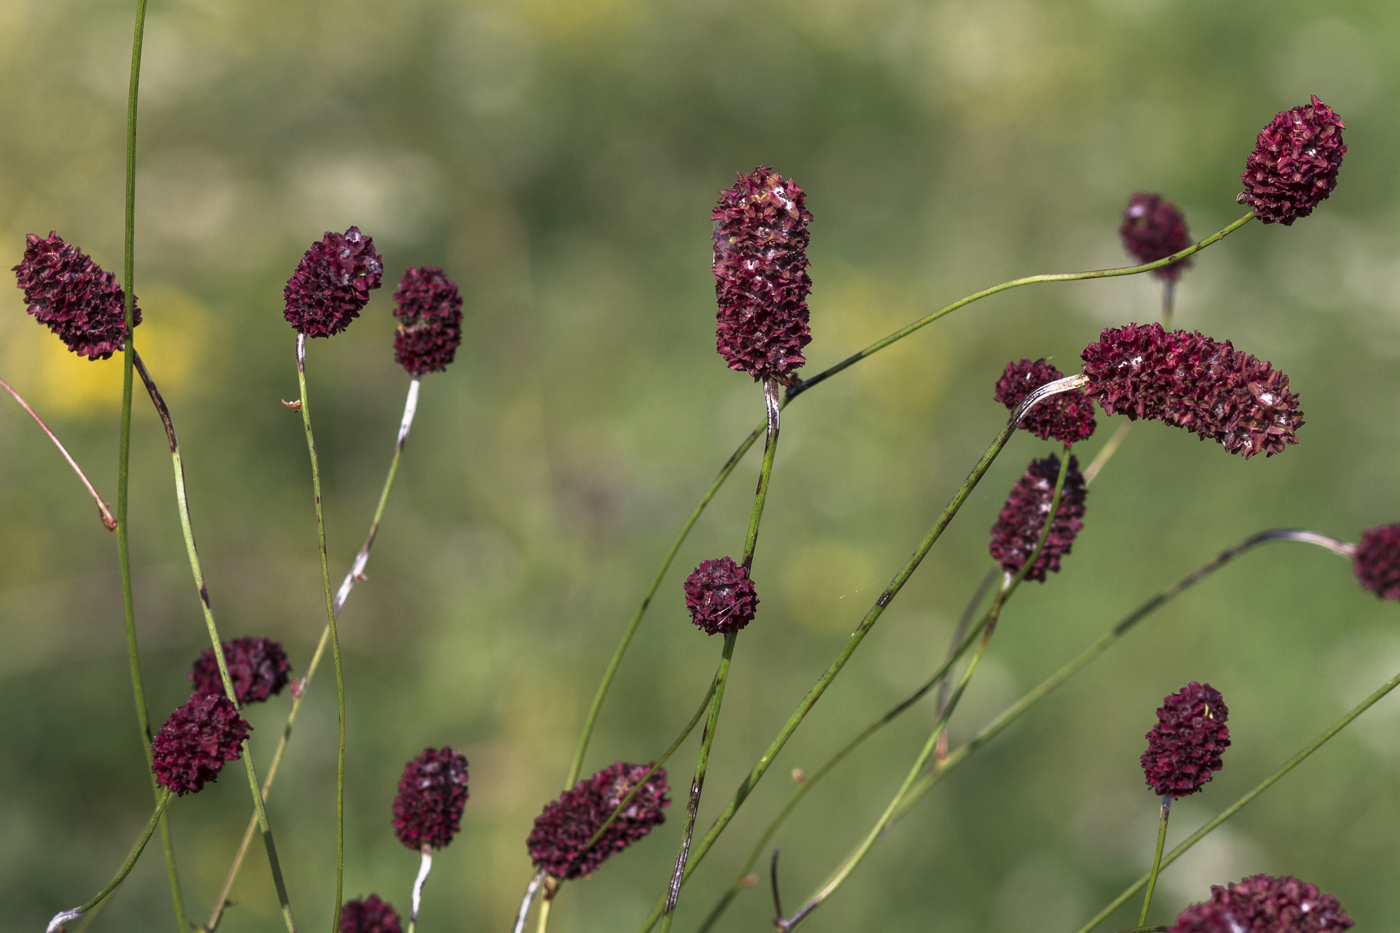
2,0,1400,930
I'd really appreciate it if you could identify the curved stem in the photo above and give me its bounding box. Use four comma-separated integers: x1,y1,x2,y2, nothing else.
512,872,546,933
1139,799,1171,926
0,378,116,530
47,789,172,933
408,846,432,933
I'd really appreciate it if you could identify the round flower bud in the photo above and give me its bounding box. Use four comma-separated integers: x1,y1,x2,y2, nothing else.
1141,682,1229,799
683,557,759,635
12,232,140,360
988,454,1088,582
283,226,383,338
1237,96,1346,226
339,895,402,933
1353,523,1400,601
392,746,469,850
713,167,813,384
1170,874,1352,933
994,359,1097,445
1081,323,1303,459
527,761,669,880
189,636,291,705
393,267,463,376
1120,193,1193,281
151,693,250,796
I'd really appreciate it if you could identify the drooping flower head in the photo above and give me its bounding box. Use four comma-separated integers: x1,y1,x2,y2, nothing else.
339,895,403,933
994,359,1097,446
1170,874,1352,933
1120,193,1193,280
527,760,669,880
13,232,140,360
1237,96,1346,226
151,693,250,796
1353,524,1400,601
189,636,292,705
988,454,1088,582
283,226,383,337
1141,681,1229,799
393,267,463,376
712,167,813,384
393,746,470,850
1081,323,1303,459
683,556,759,635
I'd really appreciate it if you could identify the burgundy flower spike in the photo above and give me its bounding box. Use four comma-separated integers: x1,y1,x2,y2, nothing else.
713,167,813,384
1081,322,1302,459
1353,523,1400,601
339,894,403,933
988,454,1088,582
393,746,470,850
393,267,463,376
994,359,1097,446
190,635,291,705
151,693,250,796
1238,96,1346,226
1120,193,1193,280
527,760,669,880
1141,682,1229,799
283,226,383,338
13,232,140,360
1170,874,1352,933
683,556,759,635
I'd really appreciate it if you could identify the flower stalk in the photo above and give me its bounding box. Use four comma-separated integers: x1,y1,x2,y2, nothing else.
1139,799,1171,926
0,378,116,529
47,789,172,933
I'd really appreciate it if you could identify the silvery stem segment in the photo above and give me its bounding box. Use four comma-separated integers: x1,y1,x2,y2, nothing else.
408,846,432,933
512,872,546,933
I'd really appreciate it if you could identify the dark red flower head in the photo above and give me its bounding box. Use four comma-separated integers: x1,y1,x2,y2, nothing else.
995,359,1097,446
527,760,669,880
684,557,759,635
1237,96,1346,226
1120,193,1193,281
189,636,291,705
151,693,250,796
1170,874,1352,933
283,226,383,337
988,454,1088,582
1353,524,1400,601
13,232,140,360
393,746,469,850
339,894,402,933
1141,681,1229,799
393,267,463,376
712,167,813,384
1081,323,1302,459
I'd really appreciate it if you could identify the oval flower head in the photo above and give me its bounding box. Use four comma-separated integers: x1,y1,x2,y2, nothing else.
527,760,669,880
1141,682,1229,799
988,454,1088,582
1170,874,1352,933
13,232,140,360
393,747,469,850
339,894,402,933
392,267,463,376
189,636,292,704
1237,96,1346,226
994,359,1097,446
283,226,383,337
683,556,759,635
1352,523,1400,601
151,694,251,796
1120,193,1193,280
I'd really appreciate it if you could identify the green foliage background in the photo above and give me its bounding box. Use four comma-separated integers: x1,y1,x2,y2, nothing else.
2,0,1399,930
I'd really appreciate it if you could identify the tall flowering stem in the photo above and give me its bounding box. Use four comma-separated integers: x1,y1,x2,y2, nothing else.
1140,799,1171,926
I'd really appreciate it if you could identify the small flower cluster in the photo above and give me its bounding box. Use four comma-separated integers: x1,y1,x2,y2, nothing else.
284,226,385,338
988,454,1088,582
190,636,291,705
12,232,139,360
1238,96,1346,226
1171,874,1352,933
1120,193,1193,280
339,894,403,933
151,694,250,796
393,746,470,850
527,760,670,880
1141,682,1230,799
1353,523,1400,601
683,556,760,635
994,358,1097,445
393,267,463,376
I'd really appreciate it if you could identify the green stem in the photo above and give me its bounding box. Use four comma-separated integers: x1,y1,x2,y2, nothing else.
1139,799,1171,926
1161,279,1176,330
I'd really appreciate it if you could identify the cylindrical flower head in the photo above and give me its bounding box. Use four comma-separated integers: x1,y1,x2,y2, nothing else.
994,359,1097,445
339,895,402,933
1081,322,1303,459
1353,523,1400,601
988,454,1088,582
1141,681,1229,799
1170,874,1352,933
189,635,292,704
527,760,669,880
1120,193,1193,281
151,693,250,796
393,267,463,376
683,556,759,635
392,746,469,850
712,167,813,384
13,232,141,360
283,226,383,337
1237,96,1346,226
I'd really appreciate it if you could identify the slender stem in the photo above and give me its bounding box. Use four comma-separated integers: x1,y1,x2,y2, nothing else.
769,849,784,923
1161,279,1176,330
536,899,552,933
407,846,432,933
936,566,998,761
0,378,116,529
513,872,546,933
1083,420,1131,484
1139,799,1171,925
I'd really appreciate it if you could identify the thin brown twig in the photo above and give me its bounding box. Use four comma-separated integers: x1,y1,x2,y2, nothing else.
0,377,116,530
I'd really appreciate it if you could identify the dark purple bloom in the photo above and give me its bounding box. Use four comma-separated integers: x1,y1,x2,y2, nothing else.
1353,524,1400,601
1170,874,1352,933
283,227,383,338
994,359,1097,445
527,761,669,880
393,747,469,850
393,267,463,376
12,232,140,360
683,557,759,635
1237,96,1346,226
713,167,812,384
1081,323,1303,459
1141,682,1229,799
988,454,1087,582
1120,193,1193,280
151,693,250,796
339,895,402,933
189,636,291,705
